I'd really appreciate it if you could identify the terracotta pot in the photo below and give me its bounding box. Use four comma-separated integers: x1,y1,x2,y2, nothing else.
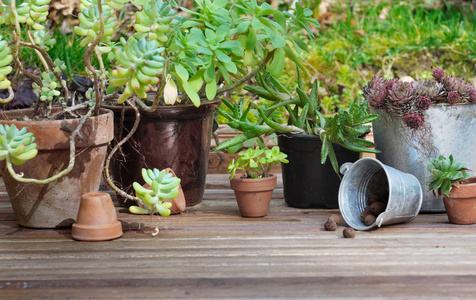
0,108,114,228
72,192,123,241
108,99,220,207
443,177,476,225
230,175,277,218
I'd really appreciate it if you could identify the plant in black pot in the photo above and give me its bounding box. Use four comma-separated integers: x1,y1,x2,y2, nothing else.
103,0,320,208
215,70,380,208
363,68,476,212
227,145,288,217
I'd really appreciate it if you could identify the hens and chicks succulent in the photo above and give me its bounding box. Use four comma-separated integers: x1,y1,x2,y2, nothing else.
363,68,476,129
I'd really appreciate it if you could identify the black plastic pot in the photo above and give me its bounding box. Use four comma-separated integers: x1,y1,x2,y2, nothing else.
108,99,220,207
277,132,360,209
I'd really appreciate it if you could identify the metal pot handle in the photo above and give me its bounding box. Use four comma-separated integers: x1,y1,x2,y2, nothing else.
340,162,353,175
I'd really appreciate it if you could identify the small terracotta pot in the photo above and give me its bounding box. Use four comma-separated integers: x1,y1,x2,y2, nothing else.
72,192,123,241
443,177,476,225
230,175,277,218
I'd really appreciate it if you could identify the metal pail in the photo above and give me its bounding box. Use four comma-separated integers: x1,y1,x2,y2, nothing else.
338,157,423,230
372,103,476,212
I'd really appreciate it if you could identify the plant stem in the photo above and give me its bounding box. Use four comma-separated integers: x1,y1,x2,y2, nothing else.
5,106,95,184
0,87,14,104
104,99,144,205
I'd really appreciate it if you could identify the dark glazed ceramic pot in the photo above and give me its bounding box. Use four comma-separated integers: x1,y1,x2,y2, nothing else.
109,99,220,207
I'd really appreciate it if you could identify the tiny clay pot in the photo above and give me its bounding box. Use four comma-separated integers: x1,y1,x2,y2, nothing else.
72,192,123,241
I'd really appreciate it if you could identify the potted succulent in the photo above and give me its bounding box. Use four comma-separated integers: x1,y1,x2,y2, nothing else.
363,68,476,212
227,146,288,217
0,0,318,227
216,70,380,208
426,154,476,225
0,0,117,228
102,0,320,208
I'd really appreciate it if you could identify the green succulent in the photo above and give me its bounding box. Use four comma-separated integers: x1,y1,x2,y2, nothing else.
110,36,165,103
0,35,13,90
32,68,66,102
0,0,50,30
74,0,117,47
130,168,181,216
227,146,288,180
426,154,471,196
134,0,179,44
0,124,38,166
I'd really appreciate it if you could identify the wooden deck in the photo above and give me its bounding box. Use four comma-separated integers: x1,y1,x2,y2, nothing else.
1,174,476,299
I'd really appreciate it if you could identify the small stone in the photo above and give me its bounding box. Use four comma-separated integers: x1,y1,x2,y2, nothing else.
324,220,338,231
343,227,355,238
328,214,341,225
364,214,376,226
368,192,381,205
360,206,372,221
370,202,386,216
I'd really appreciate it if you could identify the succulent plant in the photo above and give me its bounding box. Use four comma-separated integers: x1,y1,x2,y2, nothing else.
110,36,165,104
362,76,387,108
0,124,38,166
442,75,473,99
470,89,476,103
364,68,476,130
73,0,117,47
130,168,181,216
432,68,445,82
417,96,431,110
133,0,178,45
0,35,13,92
227,146,288,180
387,81,416,106
402,113,423,129
413,79,443,100
447,91,460,104
426,154,471,196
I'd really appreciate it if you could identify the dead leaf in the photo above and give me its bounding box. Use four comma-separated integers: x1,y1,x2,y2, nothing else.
353,29,365,37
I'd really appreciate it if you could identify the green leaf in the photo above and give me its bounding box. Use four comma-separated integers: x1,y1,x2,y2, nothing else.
268,48,285,78
215,50,231,63
174,64,189,82
273,11,286,29
206,79,217,101
182,81,201,107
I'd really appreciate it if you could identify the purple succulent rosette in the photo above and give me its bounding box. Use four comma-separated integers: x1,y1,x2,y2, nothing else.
362,68,476,129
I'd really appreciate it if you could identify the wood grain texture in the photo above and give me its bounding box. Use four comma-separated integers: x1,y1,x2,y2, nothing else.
1,174,475,299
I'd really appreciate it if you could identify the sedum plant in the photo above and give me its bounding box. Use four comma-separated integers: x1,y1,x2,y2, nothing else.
363,68,476,130
0,0,318,209
216,69,380,175
130,168,181,216
227,146,288,180
426,154,471,196
0,124,38,166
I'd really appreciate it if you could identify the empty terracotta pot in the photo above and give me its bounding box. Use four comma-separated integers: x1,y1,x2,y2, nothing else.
72,192,123,241
443,177,476,225
230,175,277,218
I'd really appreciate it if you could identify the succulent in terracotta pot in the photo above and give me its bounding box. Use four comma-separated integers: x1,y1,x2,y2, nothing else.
426,154,476,224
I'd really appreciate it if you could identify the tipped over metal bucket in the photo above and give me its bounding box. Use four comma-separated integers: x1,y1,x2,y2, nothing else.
339,157,423,230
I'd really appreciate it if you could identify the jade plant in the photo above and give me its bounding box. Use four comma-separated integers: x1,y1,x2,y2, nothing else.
426,154,471,196
227,146,288,180
216,69,380,174
130,168,181,216
363,68,476,130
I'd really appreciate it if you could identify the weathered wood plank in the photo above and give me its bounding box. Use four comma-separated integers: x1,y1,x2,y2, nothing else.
0,174,475,299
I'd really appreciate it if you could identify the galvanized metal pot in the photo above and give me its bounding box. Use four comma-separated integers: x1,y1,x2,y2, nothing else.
339,158,422,230
372,103,476,212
